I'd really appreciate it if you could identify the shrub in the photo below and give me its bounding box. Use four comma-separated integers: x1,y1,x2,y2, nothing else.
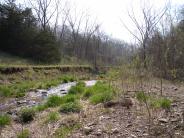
60,102,81,113
17,129,30,138
45,112,59,123
46,95,62,107
0,114,11,127
68,82,85,95
19,108,35,123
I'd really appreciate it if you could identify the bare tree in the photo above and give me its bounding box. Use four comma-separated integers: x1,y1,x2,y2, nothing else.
29,0,60,30
121,1,168,68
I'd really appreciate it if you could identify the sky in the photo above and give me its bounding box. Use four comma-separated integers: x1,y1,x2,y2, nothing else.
68,0,184,42
10,0,184,42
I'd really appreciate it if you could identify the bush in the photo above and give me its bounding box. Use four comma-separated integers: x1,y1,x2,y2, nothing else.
46,95,62,107
45,112,59,123
0,114,11,127
60,102,81,113
17,129,30,138
68,82,85,95
19,108,35,123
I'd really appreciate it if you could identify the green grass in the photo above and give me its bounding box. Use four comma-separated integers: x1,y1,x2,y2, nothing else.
60,101,82,113
34,104,48,112
82,81,115,104
150,97,171,110
136,91,149,103
68,81,85,95
54,123,81,138
46,95,63,107
45,112,60,123
0,114,11,127
17,129,30,138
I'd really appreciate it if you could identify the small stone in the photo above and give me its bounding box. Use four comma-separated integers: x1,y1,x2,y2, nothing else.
126,124,132,128
131,134,137,138
112,128,119,134
142,133,149,136
95,129,102,136
17,100,27,105
83,126,93,135
171,118,178,122
158,118,168,123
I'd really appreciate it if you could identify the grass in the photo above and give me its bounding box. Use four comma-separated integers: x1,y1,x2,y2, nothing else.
82,81,115,104
60,101,82,113
19,108,35,123
17,129,30,138
0,72,83,98
150,97,171,110
68,81,85,95
0,114,11,127
45,112,60,123
46,95,63,107
54,123,81,138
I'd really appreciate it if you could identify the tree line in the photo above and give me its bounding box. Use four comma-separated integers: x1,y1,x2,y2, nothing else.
0,0,131,65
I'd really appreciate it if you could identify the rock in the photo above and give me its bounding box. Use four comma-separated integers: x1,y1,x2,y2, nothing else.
95,129,102,136
104,101,118,108
158,118,168,123
120,98,133,109
87,122,96,126
99,116,111,120
83,126,93,135
142,133,149,136
131,134,137,138
126,124,132,128
17,100,27,105
171,118,179,122
111,128,119,134
171,103,177,107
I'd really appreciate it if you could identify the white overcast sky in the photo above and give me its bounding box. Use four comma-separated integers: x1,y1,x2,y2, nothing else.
13,0,184,42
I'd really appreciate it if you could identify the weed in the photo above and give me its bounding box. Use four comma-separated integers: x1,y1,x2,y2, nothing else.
136,91,149,103
60,102,82,113
83,81,115,104
0,114,11,127
0,86,12,97
46,95,62,107
68,81,85,95
45,112,59,123
17,129,30,138
54,123,80,138
34,104,48,112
